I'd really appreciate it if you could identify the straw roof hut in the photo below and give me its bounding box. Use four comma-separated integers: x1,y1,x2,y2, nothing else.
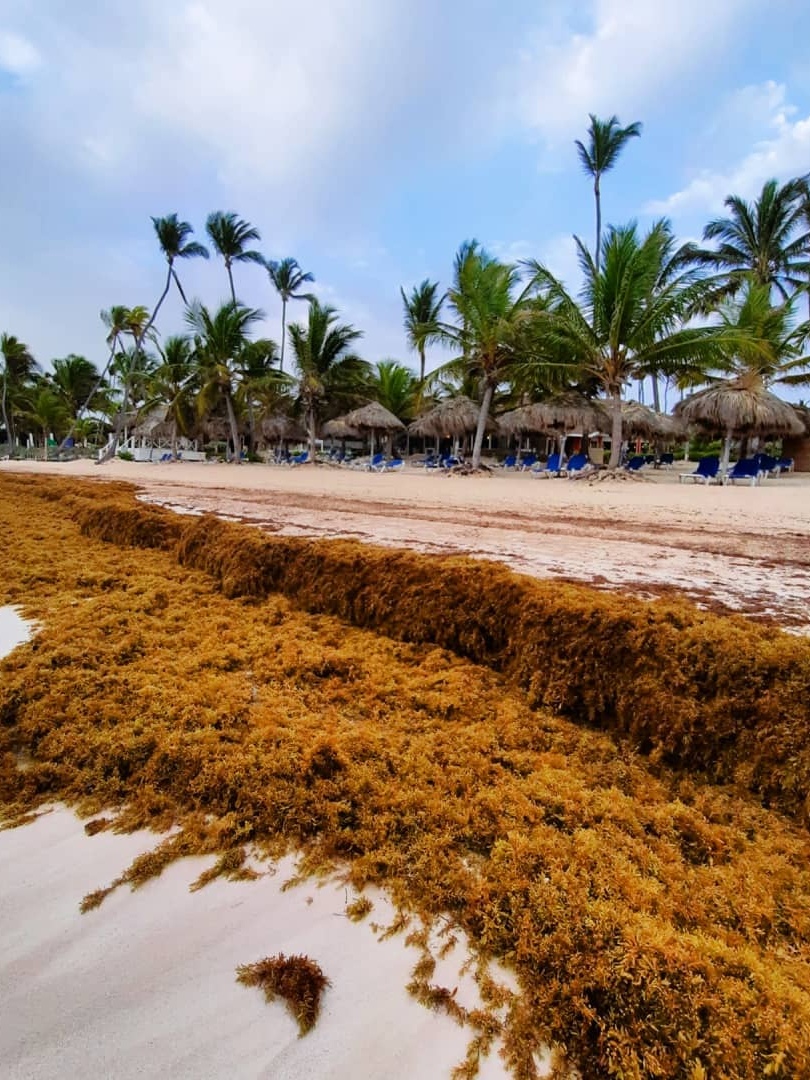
675,379,804,472
783,404,810,472
408,396,497,438
499,393,608,436
344,401,405,455
202,415,247,442
321,417,361,439
620,401,684,440
344,401,406,433
260,414,307,442
132,406,174,441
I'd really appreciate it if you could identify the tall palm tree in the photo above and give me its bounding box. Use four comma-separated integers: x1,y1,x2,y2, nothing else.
266,257,315,373
97,305,154,460
687,177,810,300
714,282,810,388
288,300,368,462
442,244,536,468
186,300,265,462
205,212,264,303
147,214,209,329
370,360,419,421
575,114,643,272
525,221,748,467
1,333,37,447
400,279,444,382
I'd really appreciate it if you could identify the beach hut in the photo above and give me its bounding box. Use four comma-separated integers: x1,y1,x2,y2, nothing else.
408,395,496,455
321,417,361,460
498,393,609,462
675,378,804,474
343,402,405,457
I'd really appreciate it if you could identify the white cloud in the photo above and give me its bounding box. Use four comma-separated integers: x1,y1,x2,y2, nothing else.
512,0,753,141
0,29,41,75
646,82,810,216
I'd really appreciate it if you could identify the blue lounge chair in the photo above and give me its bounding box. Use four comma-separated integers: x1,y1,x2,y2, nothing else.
724,458,762,486
776,457,794,473
518,453,537,471
368,452,386,471
679,456,720,484
531,452,562,477
290,451,309,466
658,452,675,469
625,455,646,472
564,453,589,477
383,457,404,471
501,454,517,469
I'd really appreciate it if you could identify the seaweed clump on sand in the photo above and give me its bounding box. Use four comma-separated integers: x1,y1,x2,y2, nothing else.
3,474,810,1078
236,953,330,1036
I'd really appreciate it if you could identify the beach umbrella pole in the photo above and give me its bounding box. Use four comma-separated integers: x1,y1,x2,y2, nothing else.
721,431,733,476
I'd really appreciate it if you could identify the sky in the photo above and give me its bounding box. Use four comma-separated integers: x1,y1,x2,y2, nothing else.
2,0,810,387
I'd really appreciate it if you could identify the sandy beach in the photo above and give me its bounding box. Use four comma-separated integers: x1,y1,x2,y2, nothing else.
4,457,809,628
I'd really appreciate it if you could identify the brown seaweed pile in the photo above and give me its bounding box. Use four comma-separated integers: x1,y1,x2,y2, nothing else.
236,954,331,1036
2,473,810,1078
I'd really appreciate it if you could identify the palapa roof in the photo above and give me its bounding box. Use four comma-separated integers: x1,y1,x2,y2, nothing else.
498,393,608,436
132,406,173,439
260,414,307,441
344,401,405,432
620,401,684,439
202,415,248,440
321,417,361,439
408,395,496,438
674,380,805,437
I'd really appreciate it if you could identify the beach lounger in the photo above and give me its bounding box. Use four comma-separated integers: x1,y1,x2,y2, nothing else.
625,455,646,472
724,459,762,486
383,457,404,471
658,453,675,469
500,454,517,469
530,453,562,477
564,453,589,477
290,451,309,466
518,453,537,471
679,456,720,484
368,452,386,472
776,457,794,473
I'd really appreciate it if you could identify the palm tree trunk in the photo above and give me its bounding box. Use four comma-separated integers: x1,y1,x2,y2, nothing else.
608,391,623,469
1,368,11,449
651,375,661,412
140,265,173,346
172,269,189,306
419,346,426,384
227,262,236,305
225,391,241,463
720,430,733,476
471,383,494,469
594,176,602,273
307,405,317,463
171,418,178,459
280,300,287,373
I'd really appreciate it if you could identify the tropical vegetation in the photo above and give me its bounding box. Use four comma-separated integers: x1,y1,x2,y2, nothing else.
2,124,809,466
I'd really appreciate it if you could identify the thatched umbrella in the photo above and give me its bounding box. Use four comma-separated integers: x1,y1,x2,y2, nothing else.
499,393,609,461
675,379,805,473
783,405,810,472
619,401,684,441
132,406,174,441
321,417,361,439
408,395,497,455
344,401,405,456
260,414,307,442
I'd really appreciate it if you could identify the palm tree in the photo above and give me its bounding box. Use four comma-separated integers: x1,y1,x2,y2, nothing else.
58,306,133,452
186,300,265,462
715,282,810,388
147,214,209,329
575,114,643,272
370,360,419,421
525,221,747,468
443,244,536,468
205,212,264,303
288,299,368,462
1,333,37,447
400,279,444,382
21,387,69,458
146,336,197,458
266,258,315,372
687,177,810,300
97,305,154,460
50,355,104,418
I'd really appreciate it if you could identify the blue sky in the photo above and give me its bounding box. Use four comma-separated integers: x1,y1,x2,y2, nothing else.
2,0,810,385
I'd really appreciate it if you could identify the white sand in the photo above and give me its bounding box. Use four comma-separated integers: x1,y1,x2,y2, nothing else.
0,807,522,1079
0,606,32,657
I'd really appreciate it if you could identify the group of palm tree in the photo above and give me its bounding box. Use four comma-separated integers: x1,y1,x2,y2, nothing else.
2,114,809,468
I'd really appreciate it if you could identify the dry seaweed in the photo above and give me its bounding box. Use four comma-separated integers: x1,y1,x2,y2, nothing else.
236,953,330,1035
3,474,810,1077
